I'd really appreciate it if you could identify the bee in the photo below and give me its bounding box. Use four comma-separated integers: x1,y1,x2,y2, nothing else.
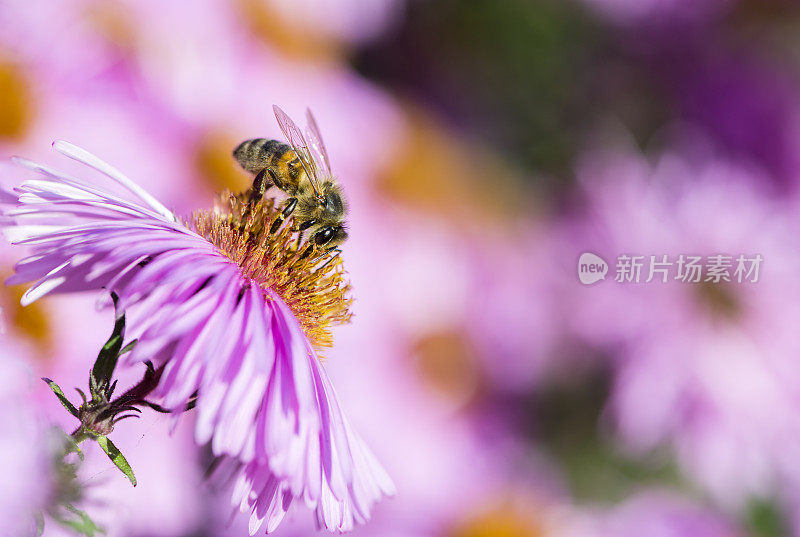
233,105,348,249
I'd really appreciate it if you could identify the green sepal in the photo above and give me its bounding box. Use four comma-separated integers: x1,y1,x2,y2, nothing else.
41,378,79,418
90,293,126,399
119,339,138,356
54,504,103,537
97,435,136,486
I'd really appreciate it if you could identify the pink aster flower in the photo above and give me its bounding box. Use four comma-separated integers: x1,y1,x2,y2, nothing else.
0,344,49,536
1,139,394,533
557,491,740,537
564,143,800,508
245,0,403,47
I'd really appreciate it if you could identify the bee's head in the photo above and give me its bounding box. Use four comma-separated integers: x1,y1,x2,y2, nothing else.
320,183,346,220
308,181,347,248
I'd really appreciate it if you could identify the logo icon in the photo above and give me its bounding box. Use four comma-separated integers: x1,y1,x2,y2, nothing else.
578,252,608,285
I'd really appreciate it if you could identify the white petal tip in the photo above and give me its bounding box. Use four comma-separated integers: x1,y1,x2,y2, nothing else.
19,292,36,307
10,156,37,170
52,140,73,152
248,514,265,535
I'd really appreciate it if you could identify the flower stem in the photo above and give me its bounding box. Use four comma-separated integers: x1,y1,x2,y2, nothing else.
70,428,91,445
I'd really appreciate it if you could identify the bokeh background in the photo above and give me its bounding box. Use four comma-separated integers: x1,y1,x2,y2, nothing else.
3,0,800,536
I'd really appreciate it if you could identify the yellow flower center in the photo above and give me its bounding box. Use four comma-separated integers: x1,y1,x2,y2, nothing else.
695,281,741,321
0,277,53,356
448,503,544,537
235,0,345,61
0,62,33,141
412,329,481,404
190,192,352,350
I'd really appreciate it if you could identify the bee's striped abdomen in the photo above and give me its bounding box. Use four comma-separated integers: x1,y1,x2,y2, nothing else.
233,139,290,174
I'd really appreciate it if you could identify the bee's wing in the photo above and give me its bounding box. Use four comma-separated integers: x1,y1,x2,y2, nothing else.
273,105,324,199
305,108,332,176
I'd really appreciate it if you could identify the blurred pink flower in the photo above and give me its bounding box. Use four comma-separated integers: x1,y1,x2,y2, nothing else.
557,491,739,537
97,0,405,184
1,141,393,533
0,343,48,536
566,144,800,507
466,225,575,395
0,0,129,89
248,0,403,46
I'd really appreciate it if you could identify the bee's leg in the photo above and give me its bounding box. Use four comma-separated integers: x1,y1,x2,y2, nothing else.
293,219,316,247
299,243,316,260
248,168,273,203
269,197,298,234
296,219,317,232
267,168,285,190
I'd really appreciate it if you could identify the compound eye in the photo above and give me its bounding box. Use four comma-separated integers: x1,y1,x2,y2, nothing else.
314,226,335,245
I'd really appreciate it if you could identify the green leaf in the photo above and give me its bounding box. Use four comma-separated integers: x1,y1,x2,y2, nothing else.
96,436,136,486
55,504,103,537
41,378,79,418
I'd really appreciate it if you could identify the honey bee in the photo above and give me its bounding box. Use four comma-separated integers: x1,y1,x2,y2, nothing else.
233,105,348,249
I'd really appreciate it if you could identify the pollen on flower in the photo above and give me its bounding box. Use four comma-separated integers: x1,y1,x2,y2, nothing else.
189,191,352,350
